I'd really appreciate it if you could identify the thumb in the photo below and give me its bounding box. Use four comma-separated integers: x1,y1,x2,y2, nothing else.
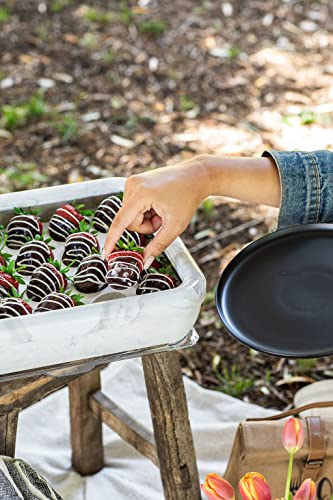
143,224,179,268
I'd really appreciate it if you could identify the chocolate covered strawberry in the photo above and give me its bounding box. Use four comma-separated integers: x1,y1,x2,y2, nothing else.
106,249,144,290
92,195,141,247
74,254,107,293
0,297,32,319
0,260,25,299
136,272,175,295
35,291,84,313
6,208,43,249
15,235,54,275
49,203,93,242
26,261,68,302
62,221,100,267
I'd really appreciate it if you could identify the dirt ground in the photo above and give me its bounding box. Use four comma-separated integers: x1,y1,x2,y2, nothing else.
1,0,333,409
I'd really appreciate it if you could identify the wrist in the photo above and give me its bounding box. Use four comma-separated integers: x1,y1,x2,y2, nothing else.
192,154,225,199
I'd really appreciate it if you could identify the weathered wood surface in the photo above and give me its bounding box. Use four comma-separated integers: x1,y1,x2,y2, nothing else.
0,410,19,457
69,367,104,476
142,351,201,500
90,390,159,466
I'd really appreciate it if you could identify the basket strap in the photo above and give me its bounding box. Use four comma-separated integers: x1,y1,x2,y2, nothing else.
246,401,333,422
301,416,325,482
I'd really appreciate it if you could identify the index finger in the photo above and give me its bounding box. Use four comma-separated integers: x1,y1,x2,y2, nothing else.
102,202,142,258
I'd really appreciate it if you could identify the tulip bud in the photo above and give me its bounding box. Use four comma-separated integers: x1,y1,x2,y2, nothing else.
239,472,272,500
294,479,316,500
282,418,304,454
201,473,235,500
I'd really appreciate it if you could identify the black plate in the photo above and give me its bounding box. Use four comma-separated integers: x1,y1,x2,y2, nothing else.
216,224,333,358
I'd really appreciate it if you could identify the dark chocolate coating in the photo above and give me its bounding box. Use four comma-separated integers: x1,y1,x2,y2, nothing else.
35,292,75,313
136,273,175,295
0,298,32,319
26,263,66,302
74,255,107,293
16,240,51,275
92,196,140,246
106,261,141,290
49,214,78,242
6,215,42,249
62,233,99,267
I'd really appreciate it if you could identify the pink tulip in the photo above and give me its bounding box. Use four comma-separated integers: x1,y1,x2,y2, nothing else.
282,418,304,454
201,473,235,500
239,472,272,500
294,479,316,500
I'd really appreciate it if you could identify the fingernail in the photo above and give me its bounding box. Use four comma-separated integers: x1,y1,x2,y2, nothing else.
144,256,154,270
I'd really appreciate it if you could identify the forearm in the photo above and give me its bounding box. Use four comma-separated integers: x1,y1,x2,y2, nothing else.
197,154,281,208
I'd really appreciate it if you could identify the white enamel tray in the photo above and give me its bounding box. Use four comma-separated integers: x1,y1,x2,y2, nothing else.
0,178,206,378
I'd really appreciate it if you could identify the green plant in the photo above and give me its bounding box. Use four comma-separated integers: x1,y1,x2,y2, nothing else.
51,0,73,13
201,198,215,219
296,358,318,371
138,19,167,36
0,7,10,22
212,355,254,398
80,33,99,49
55,114,79,143
0,163,47,192
299,109,316,125
226,46,241,58
83,7,111,23
119,4,134,24
1,93,47,130
179,94,196,111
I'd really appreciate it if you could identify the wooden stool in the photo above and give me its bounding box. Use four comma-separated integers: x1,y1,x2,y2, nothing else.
0,351,201,500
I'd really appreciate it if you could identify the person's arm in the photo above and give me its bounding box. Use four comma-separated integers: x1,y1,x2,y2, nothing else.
102,154,280,266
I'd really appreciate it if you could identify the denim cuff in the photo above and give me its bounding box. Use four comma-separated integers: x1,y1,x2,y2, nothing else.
262,150,333,229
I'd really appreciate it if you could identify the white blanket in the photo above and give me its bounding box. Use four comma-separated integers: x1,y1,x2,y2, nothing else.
16,358,273,499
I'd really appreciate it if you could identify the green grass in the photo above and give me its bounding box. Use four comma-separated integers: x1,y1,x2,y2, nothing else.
1,93,48,130
138,19,167,36
201,198,215,219
83,7,111,23
296,358,318,371
80,33,99,49
299,110,316,125
0,7,11,22
212,355,254,398
0,163,48,192
119,4,134,25
51,0,73,13
54,114,79,142
179,94,196,112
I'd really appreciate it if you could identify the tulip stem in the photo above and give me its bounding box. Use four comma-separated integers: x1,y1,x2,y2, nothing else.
284,452,294,500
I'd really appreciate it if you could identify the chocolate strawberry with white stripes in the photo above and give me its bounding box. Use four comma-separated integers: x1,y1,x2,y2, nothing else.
35,291,84,313
74,254,107,293
0,296,32,319
62,221,100,267
92,195,141,247
6,208,43,249
106,249,144,290
26,261,69,302
136,272,175,295
49,203,93,242
0,260,26,299
15,235,54,275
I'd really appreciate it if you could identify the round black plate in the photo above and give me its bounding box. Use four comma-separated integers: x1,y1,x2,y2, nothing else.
216,224,333,358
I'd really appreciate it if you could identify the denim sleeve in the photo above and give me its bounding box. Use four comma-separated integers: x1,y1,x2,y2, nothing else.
262,150,333,229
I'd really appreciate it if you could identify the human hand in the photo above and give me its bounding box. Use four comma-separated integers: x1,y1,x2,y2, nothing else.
102,156,211,267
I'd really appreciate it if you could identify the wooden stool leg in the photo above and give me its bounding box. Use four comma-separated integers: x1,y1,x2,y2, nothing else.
69,368,104,475
0,410,19,457
142,351,201,500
